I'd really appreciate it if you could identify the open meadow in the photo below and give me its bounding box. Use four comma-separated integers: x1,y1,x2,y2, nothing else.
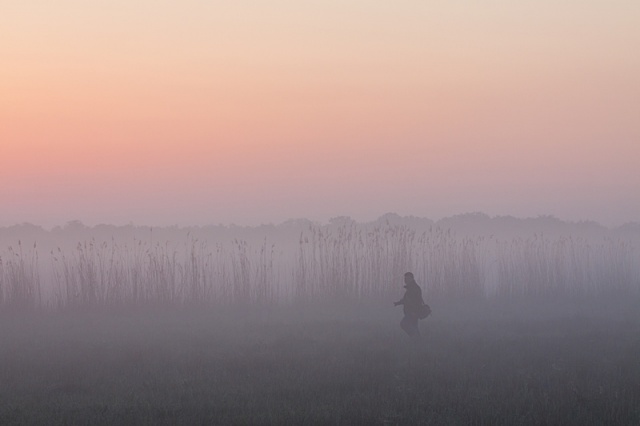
1,297,639,426
1,217,639,424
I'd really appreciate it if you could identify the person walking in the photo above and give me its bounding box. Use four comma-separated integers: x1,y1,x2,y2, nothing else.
394,272,429,337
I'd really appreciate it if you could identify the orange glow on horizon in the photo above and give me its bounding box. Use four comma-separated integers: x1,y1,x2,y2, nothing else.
2,1,639,227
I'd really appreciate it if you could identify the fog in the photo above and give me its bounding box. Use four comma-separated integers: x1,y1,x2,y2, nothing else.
1,213,639,424
4,0,639,422
2,213,639,307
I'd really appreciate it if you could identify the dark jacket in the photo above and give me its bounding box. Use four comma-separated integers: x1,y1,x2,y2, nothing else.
397,279,424,316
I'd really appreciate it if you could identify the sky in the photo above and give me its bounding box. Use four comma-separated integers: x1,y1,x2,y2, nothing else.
1,1,639,228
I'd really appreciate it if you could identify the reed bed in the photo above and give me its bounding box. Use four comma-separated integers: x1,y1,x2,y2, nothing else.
46,238,279,308
493,234,639,298
0,241,41,309
1,223,638,310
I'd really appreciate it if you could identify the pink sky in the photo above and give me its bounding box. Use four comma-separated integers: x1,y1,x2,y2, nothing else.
2,1,639,227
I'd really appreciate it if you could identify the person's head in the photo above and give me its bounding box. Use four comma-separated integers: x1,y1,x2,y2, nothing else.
404,272,415,286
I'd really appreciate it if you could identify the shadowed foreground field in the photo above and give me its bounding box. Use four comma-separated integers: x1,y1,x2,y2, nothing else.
1,299,639,425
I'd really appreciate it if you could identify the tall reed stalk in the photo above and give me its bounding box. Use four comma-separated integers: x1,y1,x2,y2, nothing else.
2,222,639,309
0,241,41,309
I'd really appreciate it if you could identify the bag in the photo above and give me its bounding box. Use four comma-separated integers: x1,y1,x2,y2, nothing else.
417,303,431,319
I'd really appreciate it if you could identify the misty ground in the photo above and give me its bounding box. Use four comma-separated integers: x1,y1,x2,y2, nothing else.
1,297,639,426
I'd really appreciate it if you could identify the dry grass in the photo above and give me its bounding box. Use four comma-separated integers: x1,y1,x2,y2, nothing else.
0,299,639,425
1,223,638,310
0,241,41,310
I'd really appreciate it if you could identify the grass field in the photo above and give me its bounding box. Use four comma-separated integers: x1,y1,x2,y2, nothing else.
1,298,639,425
